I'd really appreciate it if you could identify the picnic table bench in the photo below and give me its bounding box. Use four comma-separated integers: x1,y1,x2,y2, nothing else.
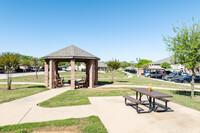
123,88,173,113
123,95,141,113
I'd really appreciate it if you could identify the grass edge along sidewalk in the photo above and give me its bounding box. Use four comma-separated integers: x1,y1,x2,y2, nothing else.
0,116,108,133
0,84,49,103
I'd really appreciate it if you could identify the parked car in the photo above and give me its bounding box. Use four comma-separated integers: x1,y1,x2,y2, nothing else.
145,71,166,79
174,74,200,83
65,67,71,71
14,69,24,73
163,72,183,81
0,69,4,73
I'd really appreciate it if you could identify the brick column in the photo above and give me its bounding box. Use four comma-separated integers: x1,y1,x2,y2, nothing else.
94,60,98,85
55,61,58,76
85,61,89,83
89,60,95,88
49,60,56,89
44,60,49,87
70,59,75,90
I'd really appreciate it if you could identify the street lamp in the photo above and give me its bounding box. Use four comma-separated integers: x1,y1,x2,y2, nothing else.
136,58,140,77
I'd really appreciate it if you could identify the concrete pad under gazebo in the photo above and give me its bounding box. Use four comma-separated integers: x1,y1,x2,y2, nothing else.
42,45,100,89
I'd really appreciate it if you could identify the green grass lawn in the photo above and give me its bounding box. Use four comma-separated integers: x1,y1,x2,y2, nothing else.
0,84,49,103
39,87,200,111
0,116,107,133
1,71,198,90
0,74,44,83
159,89,200,111
39,88,134,107
99,73,200,90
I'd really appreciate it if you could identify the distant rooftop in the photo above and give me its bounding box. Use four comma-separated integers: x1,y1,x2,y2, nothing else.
150,57,171,65
98,62,107,68
43,45,100,60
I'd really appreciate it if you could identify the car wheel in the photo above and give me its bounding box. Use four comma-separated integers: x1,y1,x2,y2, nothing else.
183,80,189,83
168,78,172,81
148,75,151,78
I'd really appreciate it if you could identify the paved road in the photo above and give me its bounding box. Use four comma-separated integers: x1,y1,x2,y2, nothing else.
1,86,200,133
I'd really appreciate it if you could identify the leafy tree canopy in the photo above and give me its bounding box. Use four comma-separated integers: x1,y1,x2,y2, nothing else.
164,21,200,71
58,62,70,67
161,62,172,69
120,61,133,68
107,59,121,70
0,52,20,72
135,59,152,68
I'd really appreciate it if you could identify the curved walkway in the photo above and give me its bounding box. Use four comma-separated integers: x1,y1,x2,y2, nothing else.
1,85,200,132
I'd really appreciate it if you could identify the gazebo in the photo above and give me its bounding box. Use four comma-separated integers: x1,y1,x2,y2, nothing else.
42,45,100,89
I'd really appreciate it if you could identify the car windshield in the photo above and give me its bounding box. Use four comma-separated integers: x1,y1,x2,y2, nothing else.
169,73,174,76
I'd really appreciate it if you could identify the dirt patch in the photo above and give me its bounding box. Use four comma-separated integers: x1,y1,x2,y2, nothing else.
33,126,81,133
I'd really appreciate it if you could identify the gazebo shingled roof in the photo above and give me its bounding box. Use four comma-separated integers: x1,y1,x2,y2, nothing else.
43,45,100,60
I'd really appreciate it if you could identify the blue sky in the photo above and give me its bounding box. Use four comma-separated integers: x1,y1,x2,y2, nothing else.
0,0,200,62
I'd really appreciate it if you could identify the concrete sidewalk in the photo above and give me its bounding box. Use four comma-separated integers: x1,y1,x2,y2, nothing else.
0,88,68,126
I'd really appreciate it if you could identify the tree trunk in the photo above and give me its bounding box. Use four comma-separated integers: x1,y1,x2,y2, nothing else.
111,70,114,83
35,68,38,79
6,72,11,90
191,68,195,98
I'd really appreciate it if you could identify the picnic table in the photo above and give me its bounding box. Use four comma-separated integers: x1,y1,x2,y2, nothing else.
123,88,173,113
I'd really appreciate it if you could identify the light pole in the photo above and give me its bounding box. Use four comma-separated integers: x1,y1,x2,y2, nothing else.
136,58,140,77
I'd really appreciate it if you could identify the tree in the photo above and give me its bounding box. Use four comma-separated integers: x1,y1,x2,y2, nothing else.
76,62,81,71
142,64,149,71
107,59,121,82
31,58,39,79
0,52,20,90
161,62,172,69
120,61,132,69
58,62,70,68
20,55,33,70
135,59,152,68
164,20,200,98
38,58,44,68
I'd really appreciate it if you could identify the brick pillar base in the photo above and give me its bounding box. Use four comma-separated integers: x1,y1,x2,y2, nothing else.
70,59,75,90
44,60,49,87
89,60,95,88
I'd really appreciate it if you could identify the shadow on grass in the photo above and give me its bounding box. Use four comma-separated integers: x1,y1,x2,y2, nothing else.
98,81,113,86
27,85,46,88
116,81,128,83
171,90,200,96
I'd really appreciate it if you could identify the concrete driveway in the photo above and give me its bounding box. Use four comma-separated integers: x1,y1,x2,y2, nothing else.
0,88,200,133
